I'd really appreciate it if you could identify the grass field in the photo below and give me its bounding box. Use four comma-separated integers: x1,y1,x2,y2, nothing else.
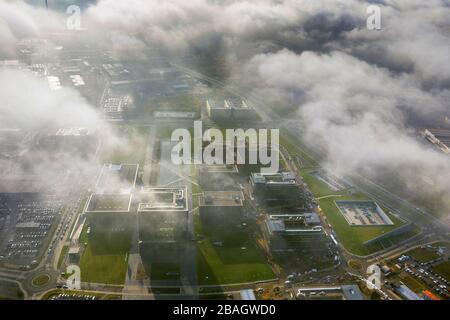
407,247,439,263
318,193,410,255
57,245,69,269
195,210,274,285
433,241,450,249
79,213,132,285
197,240,275,285
32,274,50,286
431,261,450,282
300,167,339,197
280,130,318,167
299,166,414,255
399,275,428,293
79,244,128,285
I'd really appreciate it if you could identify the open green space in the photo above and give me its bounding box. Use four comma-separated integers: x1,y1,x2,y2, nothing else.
433,241,450,249
57,245,69,269
400,275,429,294
300,167,338,197
32,274,50,287
431,261,450,282
79,213,132,285
195,207,274,285
407,247,439,263
197,240,275,285
299,165,415,255
140,93,201,115
0,280,23,300
318,193,411,255
280,130,318,167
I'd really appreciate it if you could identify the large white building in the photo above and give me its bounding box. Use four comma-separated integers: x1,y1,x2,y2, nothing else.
206,98,257,121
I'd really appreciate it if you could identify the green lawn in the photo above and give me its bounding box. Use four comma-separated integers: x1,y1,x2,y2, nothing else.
32,274,50,286
280,130,317,167
296,163,416,256
407,248,439,263
197,240,275,285
195,210,274,285
433,241,450,249
79,244,128,285
300,167,337,197
318,194,409,255
431,261,450,282
57,245,69,269
400,275,428,293
78,214,132,285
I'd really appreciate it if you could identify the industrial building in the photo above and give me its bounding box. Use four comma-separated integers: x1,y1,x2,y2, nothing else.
264,213,324,253
250,172,303,207
138,187,189,243
335,200,394,226
265,213,322,235
95,163,139,194
199,191,244,207
395,284,423,300
85,193,132,213
206,98,257,122
296,285,364,300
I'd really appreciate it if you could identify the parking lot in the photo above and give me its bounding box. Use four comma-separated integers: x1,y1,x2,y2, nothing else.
0,193,62,268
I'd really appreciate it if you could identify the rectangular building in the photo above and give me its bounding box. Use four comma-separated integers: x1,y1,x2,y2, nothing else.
206,98,258,122
250,172,302,207
138,187,189,243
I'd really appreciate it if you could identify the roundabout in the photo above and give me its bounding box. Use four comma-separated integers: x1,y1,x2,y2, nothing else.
31,274,50,287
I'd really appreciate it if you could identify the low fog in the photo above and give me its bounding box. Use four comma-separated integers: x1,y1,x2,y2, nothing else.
0,0,449,217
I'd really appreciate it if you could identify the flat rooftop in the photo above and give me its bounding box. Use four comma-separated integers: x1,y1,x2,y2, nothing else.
96,163,139,194
199,191,244,207
85,193,132,213
335,200,394,226
251,172,296,185
138,187,188,212
207,98,254,110
266,213,322,234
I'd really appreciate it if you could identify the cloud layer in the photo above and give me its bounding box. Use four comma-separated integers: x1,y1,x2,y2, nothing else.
0,0,449,216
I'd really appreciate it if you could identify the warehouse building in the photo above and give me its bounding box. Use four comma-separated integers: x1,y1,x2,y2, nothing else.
206,98,258,122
